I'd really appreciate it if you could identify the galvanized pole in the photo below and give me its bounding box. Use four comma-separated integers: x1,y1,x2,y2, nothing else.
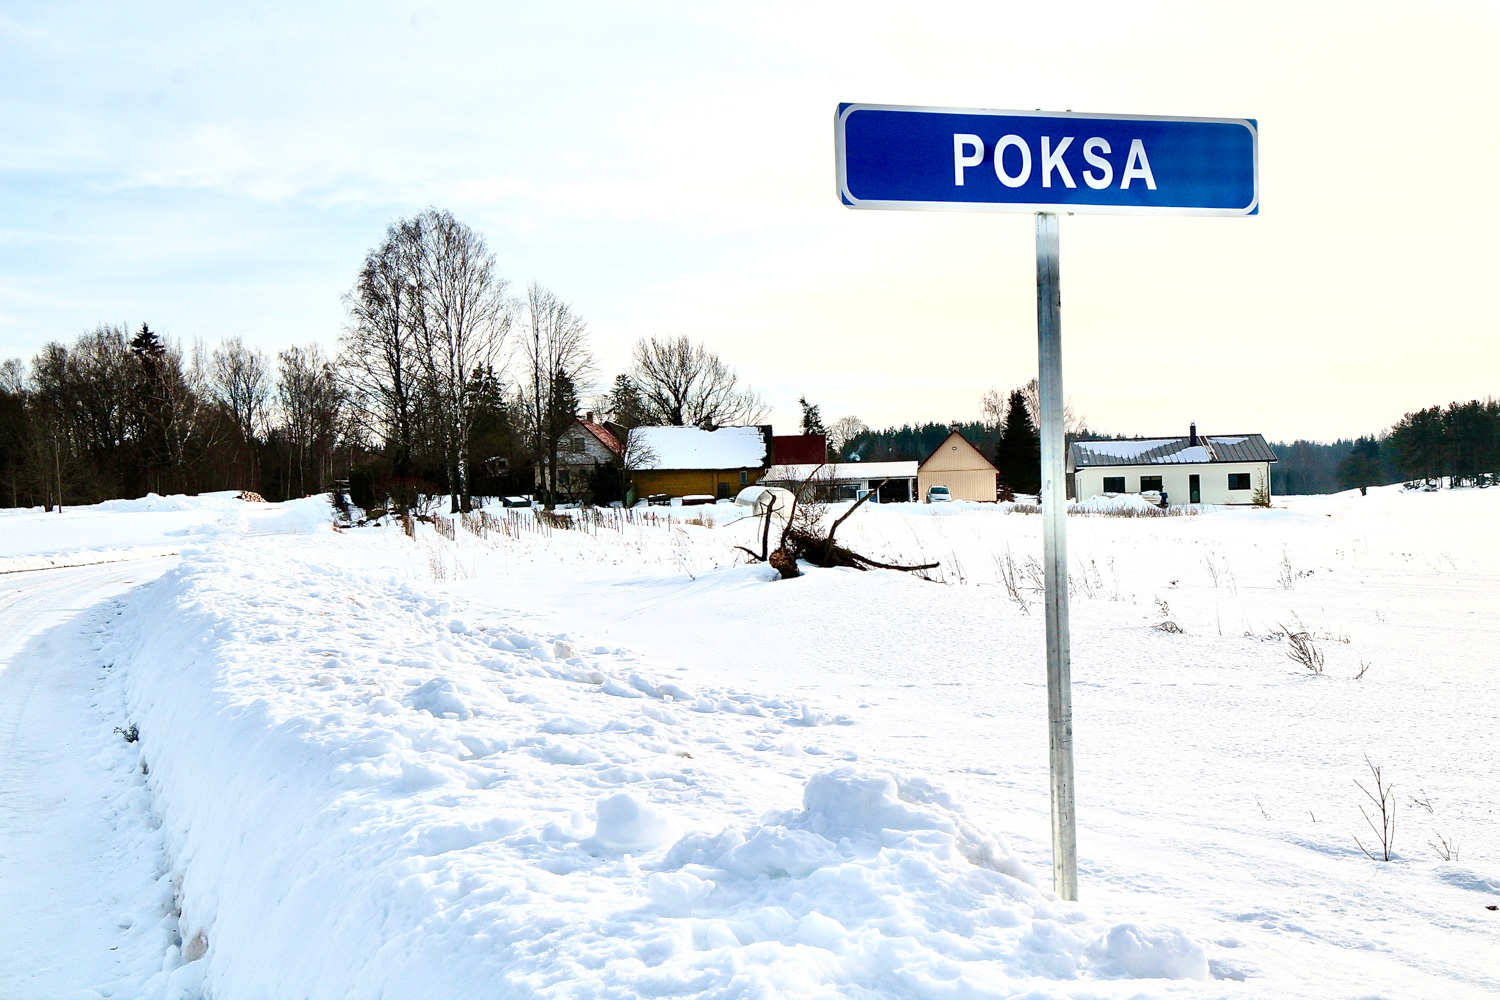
1035,211,1077,901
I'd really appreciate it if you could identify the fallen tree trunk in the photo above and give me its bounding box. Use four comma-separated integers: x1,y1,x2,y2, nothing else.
783,528,937,574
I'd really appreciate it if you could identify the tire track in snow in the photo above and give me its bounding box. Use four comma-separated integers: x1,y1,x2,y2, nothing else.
0,560,178,998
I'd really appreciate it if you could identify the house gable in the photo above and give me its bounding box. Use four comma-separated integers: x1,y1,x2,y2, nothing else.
558,422,619,466
919,430,997,473
576,420,623,459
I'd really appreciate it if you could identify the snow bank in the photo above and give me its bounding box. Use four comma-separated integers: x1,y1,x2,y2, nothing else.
92,492,202,513
0,492,333,572
1071,493,1162,515
114,531,1208,998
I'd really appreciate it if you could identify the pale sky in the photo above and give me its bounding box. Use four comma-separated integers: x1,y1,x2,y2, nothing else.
2,1,1497,441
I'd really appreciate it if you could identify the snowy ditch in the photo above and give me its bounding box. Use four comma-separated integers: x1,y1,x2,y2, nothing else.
110,527,1212,997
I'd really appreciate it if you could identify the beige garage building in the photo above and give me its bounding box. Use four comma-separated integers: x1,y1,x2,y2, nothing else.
917,429,998,502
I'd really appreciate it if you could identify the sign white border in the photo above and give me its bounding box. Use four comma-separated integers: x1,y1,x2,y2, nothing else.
835,103,1259,217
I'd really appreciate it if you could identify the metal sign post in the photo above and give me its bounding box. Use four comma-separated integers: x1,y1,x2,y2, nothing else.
1034,211,1076,900
835,103,1257,901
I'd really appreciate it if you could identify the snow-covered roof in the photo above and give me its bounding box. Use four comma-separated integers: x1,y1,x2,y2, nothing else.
626,426,768,470
1070,434,1277,468
762,461,918,483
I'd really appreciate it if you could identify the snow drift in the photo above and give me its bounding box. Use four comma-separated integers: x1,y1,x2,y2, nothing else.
113,526,1208,998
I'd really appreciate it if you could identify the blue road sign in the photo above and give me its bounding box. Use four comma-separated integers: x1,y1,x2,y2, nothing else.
836,104,1257,216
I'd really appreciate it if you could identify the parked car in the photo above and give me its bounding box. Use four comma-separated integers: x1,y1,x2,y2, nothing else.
925,485,952,503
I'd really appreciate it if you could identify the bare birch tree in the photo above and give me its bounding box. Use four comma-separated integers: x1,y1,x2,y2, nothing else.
210,337,270,486
630,334,767,428
407,209,511,512
276,344,345,498
339,225,423,475
827,415,868,460
520,282,594,506
1017,378,1085,437
980,388,1008,431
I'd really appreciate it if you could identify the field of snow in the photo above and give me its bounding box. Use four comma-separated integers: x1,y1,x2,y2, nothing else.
1,486,1496,998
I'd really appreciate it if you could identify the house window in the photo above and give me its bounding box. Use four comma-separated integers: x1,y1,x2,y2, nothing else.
1139,476,1163,492
1227,472,1251,491
740,470,748,485
559,471,570,485
1102,476,1125,493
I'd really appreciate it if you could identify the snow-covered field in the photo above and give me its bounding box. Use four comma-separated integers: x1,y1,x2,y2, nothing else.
1,486,1496,999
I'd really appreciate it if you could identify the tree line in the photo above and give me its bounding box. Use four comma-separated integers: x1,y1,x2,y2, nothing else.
3,205,1493,510
1337,398,1500,491
0,208,767,512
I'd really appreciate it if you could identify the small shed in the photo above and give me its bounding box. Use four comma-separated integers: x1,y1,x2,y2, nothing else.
917,430,998,502
626,425,771,501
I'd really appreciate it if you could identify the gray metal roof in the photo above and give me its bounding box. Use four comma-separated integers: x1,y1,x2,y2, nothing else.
1069,433,1277,468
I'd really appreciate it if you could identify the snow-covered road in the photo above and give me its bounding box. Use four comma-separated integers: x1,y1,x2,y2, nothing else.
0,559,178,999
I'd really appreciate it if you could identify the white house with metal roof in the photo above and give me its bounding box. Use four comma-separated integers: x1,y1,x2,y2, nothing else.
1067,424,1277,505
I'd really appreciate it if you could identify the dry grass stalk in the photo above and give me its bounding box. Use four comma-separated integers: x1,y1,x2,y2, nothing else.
994,549,1029,613
1277,624,1324,674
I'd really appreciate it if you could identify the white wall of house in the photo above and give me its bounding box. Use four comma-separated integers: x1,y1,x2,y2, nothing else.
1073,461,1271,505
557,425,617,467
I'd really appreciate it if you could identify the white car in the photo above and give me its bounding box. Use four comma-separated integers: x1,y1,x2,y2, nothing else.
925,486,952,503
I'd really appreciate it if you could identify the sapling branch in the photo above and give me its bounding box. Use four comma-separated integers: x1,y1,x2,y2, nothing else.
1352,755,1396,861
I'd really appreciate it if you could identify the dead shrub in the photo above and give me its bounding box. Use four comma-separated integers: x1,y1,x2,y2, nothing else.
994,548,1029,613
1277,624,1324,674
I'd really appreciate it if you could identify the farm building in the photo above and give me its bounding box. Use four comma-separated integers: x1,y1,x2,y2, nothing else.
761,461,919,503
770,434,827,465
917,430,998,502
1068,425,1277,505
625,425,771,502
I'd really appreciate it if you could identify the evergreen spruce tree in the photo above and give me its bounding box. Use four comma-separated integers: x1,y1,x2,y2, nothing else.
543,370,579,503
464,364,517,498
127,323,173,493
993,388,1040,496
1337,436,1382,494
605,374,648,428
799,396,826,436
